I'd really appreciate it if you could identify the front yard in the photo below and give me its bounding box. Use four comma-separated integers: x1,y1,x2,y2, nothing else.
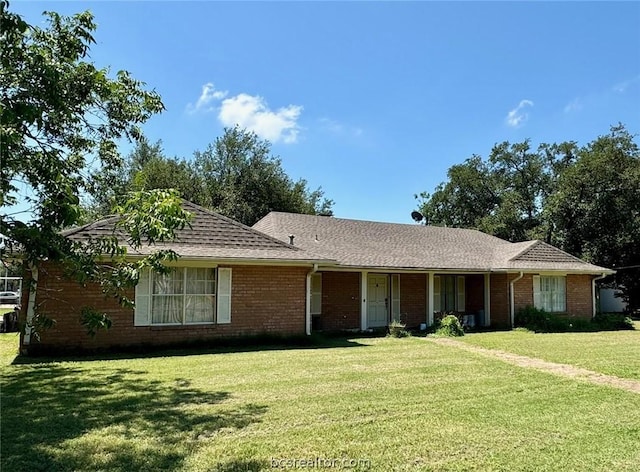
1,330,640,471
460,321,640,380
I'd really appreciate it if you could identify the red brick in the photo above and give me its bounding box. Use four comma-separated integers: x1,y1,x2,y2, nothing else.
21,263,308,352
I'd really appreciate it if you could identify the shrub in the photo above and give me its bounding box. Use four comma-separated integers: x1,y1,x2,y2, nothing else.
388,320,410,338
515,306,635,333
435,315,465,337
593,313,634,331
514,306,575,332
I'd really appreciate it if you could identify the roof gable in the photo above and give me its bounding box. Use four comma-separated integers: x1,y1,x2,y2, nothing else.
63,201,328,262
509,240,585,264
254,212,612,273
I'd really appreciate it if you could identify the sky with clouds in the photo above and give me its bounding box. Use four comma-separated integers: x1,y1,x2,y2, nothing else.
10,1,640,224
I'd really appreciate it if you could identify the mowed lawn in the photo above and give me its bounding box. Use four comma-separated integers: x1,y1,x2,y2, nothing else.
2,333,640,472
460,321,640,380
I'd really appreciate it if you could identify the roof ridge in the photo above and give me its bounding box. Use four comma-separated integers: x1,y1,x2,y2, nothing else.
181,201,301,252
506,239,541,261
61,215,121,237
261,211,510,241
509,239,588,264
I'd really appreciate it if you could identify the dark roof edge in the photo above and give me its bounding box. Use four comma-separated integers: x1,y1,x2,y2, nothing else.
180,201,302,252
60,215,121,237
509,239,591,265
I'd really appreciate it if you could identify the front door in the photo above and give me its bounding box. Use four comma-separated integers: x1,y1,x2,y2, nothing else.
367,274,388,327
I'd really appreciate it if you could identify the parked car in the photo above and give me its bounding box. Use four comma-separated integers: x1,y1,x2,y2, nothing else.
0,291,19,305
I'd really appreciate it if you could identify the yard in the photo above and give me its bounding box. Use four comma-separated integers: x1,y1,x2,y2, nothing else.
1,329,640,471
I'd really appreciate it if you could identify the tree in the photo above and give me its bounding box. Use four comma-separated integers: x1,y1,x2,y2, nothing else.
193,126,333,226
89,137,207,218
416,124,640,311
0,3,190,337
548,125,640,310
416,140,566,242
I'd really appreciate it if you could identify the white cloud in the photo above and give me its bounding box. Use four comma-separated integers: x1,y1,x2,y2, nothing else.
319,118,363,138
218,93,302,144
187,83,303,143
563,98,583,114
505,99,534,127
187,83,228,113
612,75,640,93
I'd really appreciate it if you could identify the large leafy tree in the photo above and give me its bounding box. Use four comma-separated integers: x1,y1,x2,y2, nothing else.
90,137,206,218
416,140,574,242
548,125,640,309
90,127,334,227
0,2,190,336
194,126,333,226
416,124,640,311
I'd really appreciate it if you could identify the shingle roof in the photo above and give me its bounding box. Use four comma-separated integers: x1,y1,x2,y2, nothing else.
494,240,609,272
253,212,613,273
63,201,329,263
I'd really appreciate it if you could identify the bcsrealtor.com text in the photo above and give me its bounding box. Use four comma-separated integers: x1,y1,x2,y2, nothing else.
271,457,371,469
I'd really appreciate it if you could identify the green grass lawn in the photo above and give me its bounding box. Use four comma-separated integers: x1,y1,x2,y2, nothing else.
2,333,640,472
460,321,640,380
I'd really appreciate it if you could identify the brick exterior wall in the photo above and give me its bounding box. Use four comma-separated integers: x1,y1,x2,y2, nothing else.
319,272,361,331
565,274,594,319
513,273,534,314
399,273,426,328
21,263,308,353
489,273,595,328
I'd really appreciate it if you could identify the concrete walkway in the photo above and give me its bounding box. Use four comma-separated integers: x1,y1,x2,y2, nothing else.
427,336,640,394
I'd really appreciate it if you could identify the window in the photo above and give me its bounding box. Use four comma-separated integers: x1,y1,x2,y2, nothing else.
134,267,232,326
533,275,566,312
433,275,465,312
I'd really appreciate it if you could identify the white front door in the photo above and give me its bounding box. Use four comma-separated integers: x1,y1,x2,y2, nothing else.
367,274,388,327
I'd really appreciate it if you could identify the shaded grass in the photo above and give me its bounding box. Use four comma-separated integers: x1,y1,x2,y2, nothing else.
461,321,640,380
2,333,640,471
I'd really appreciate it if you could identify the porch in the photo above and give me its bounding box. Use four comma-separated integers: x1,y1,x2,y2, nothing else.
309,271,511,332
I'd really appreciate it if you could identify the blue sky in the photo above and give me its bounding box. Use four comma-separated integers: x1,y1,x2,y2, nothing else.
10,1,640,224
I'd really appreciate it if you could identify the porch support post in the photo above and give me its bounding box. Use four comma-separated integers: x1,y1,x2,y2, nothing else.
483,273,491,327
360,271,368,331
427,272,434,326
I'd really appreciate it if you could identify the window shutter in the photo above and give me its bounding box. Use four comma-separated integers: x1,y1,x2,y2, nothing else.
310,273,322,314
433,276,441,313
533,275,541,309
134,269,151,326
217,268,232,324
456,276,466,312
391,274,401,321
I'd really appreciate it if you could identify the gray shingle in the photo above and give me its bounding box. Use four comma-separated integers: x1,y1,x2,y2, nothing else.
63,202,329,262
253,212,613,273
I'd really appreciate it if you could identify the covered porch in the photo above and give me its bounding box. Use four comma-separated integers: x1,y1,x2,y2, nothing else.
310,270,509,332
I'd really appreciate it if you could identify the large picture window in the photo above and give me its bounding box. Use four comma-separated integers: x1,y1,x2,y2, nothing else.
135,267,232,326
534,275,566,313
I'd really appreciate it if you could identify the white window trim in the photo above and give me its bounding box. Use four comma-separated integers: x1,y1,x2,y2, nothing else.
433,275,465,313
135,267,230,326
533,275,567,313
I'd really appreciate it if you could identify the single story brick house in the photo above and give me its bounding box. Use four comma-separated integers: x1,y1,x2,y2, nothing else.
20,202,612,353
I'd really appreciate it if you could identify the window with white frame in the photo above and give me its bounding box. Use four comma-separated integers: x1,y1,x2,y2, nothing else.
433,275,465,313
134,267,232,326
533,275,566,313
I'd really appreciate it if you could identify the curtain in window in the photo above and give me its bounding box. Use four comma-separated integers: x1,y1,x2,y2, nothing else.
152,268,185,324
539,276,566,312
185,268,215,323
